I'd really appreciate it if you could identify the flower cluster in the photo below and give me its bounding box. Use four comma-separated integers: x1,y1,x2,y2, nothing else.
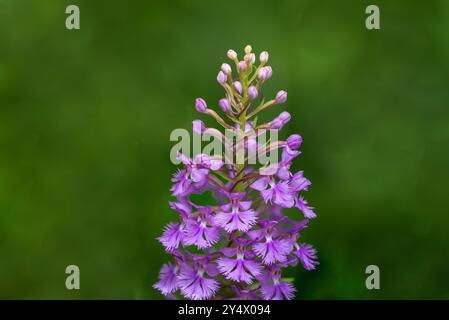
154,45,318,300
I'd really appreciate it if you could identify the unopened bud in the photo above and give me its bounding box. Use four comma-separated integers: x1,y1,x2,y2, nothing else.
257,66,273,83
268,112,291,130
275,90,287,104
265,66,273,78
244,45,252,54
195,98,208,113
221,63,232,75
227,49,237,60
233,81,243,94
279,111,291,123
244,53,256,65
257,68,267,82
268,117,284,129
219,98,232,113
286,134,303,149
248,86,258,101
260,51,269,64
217,71,227,85
192,119,206,134
238,61,247,72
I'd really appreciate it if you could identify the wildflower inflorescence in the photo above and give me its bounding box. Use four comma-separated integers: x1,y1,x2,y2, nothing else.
154,45,318,300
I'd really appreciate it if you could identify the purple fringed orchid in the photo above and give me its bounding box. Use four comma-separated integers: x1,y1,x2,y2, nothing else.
214,192,257,233
154,45,318,300
216,241,262,284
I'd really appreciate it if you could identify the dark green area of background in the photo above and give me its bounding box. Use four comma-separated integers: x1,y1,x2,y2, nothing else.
1,0,448,299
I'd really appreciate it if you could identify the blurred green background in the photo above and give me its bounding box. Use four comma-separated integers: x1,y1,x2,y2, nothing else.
1,0,448,299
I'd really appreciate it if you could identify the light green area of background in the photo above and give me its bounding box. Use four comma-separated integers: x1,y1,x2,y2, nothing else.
1,0,448,299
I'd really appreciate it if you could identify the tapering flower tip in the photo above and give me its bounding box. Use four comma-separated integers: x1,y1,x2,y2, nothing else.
279,111,291,124
217,71,227,85
275,90,288,104
221,63,232,75
287,134,303,149
227,49,237,60
233,81,243,94
195,98,208,113
260,51,269,64
237,61,247,72
244,53,256,65
192,119,206,134
244,45,252,54
219,98,232,113
248,85,258,101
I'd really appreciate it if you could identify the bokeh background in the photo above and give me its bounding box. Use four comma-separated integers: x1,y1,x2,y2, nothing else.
1,0,448,299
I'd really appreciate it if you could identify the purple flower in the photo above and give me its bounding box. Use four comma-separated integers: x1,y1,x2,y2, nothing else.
158,222,185,251
170,153,223,197
184,215,220,249
259,268,296,300
261,280,295,300
170,169,191,196
153,263,179,296
274,148,301,180
296,196,316,219
295,243,319,270
251,176,295,208
155,46,318,300
290,171,311,192
230,286,260,300
178,264,219,300
169,200,192,217
217,245,262,283
253,234,293,265
214,193,257,233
